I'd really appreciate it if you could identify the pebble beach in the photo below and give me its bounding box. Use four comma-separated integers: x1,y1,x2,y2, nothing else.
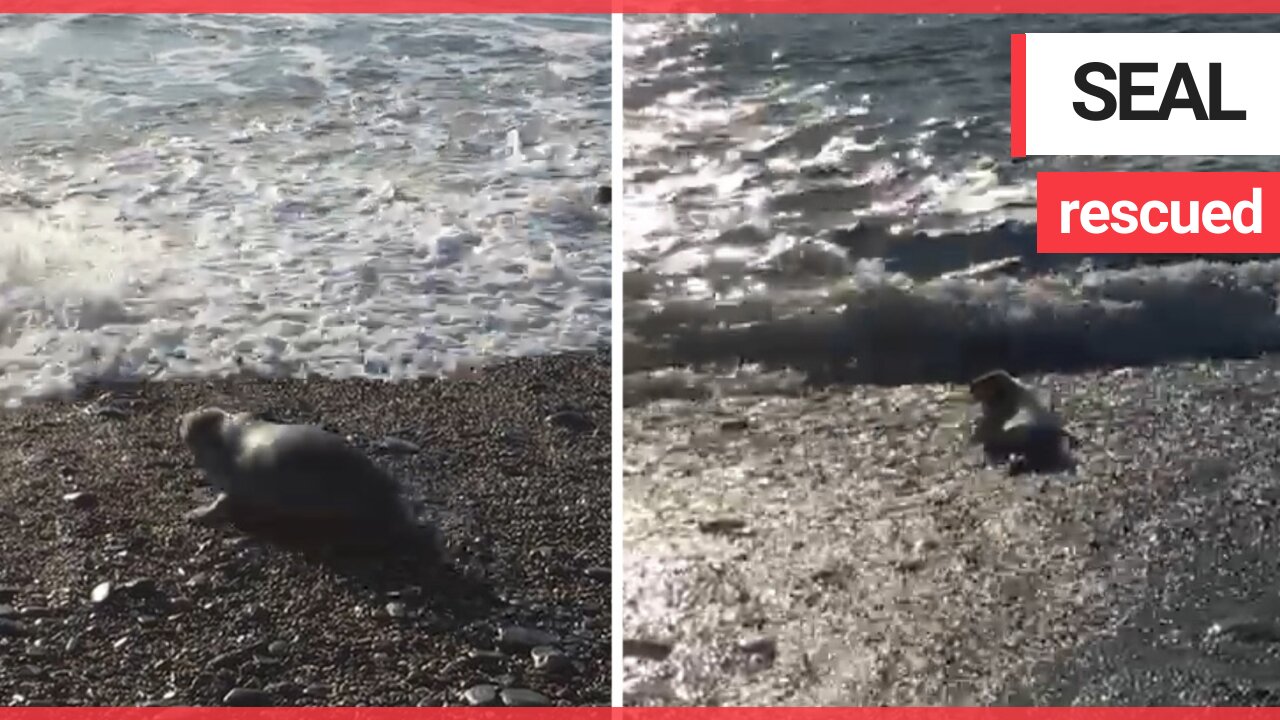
0,351,610,707
623,358,1280,706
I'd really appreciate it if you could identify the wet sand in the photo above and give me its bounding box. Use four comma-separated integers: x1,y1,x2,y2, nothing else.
623,358,1280,706
0,351,610,707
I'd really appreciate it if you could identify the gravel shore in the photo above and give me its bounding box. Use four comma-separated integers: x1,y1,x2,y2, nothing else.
623,358,1280,706
0,351,610,707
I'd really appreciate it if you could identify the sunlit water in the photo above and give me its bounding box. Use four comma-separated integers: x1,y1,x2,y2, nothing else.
624,14,1280,398
0,13,611,405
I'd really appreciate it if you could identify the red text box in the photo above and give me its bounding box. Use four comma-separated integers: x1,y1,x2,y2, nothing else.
1038,171,1280,253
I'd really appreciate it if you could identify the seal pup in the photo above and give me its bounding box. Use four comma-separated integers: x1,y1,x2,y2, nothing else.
178,407,443,557
968,369,1076,474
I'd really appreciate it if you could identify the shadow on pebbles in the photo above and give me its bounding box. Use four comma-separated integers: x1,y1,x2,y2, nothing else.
0,351,610,707
623,358,1280,706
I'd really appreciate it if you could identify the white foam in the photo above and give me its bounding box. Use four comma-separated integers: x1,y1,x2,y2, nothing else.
0,16,610,405
630,258,1280,386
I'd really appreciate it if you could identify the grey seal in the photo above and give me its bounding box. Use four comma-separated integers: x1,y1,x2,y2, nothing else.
968,370,1076,474
178,407,442,555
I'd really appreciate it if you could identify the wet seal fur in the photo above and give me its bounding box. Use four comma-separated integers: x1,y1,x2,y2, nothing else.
969,370,1077,475
178,407,444,558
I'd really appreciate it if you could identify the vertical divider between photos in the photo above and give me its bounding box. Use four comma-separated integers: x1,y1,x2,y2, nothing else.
609,9,625,710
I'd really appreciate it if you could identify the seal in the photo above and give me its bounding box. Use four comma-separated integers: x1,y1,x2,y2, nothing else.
968,369,1076,474
178,407,442,556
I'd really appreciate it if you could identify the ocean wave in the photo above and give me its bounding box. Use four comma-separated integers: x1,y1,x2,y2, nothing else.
627,247,1280,389
0,15,610,406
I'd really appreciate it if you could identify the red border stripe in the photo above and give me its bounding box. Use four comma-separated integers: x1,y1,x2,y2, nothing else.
621,710,1280,717
4,0,1280,11
0,0,607,9
0,707,611,712
0,710,1276,717
620,0,1280,9
1011,33,1026,158
1,704,1280,714
0,706,1272,716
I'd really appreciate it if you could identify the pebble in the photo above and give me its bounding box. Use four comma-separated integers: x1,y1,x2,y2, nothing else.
90,582,112,604
267,640,290,656
737,634,777,658
385,601,409,619
545,410,595,433
501,688,553,707
26,645,51,659
913,537,940,554
720,418,750,432
584,566,610,581
241,604,269,621
896,557,926,573
302,684,330,699
697,517,748,535
498,625,559,650
377,437,421,454
1207,618,1280,644
0,619,28,637
208,650,244,670
90,404,129,420
462,684,499,706
386,587,419,600
622,638,672,661
62,491,97,508
531,645,572,674
223,687,273,707
596,185,611,205
121,578,157,597
264,682,300,698
464,649,506,668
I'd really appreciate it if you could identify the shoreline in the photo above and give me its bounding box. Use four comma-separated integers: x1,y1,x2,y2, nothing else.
0,351,610,707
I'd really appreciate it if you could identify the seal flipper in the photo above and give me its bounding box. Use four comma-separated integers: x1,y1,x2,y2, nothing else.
185,492,233,525
1006,425,1075,476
